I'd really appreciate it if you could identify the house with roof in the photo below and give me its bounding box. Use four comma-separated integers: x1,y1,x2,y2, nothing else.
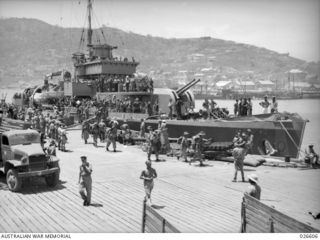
215,80,233,90
257,80,275,91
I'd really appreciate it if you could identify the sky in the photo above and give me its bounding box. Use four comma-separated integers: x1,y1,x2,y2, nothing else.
0,0,319,62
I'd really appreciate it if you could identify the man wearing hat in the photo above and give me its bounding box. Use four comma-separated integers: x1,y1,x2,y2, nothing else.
78,156,93,206
305,145,319,168
178,131,189,162
245,129,254,154
232,132,246,182
139,119,146,138
47,140,57,156
259,95,270,114
106,122,117,152
140,160,157,205
191,131,205,166
245,174,261,200
146,126,159,161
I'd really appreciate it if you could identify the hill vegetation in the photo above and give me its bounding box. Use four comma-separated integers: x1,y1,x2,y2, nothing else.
0,18,319,88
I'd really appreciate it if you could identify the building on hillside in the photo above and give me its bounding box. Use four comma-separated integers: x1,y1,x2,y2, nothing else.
284,81,311,92
286,69,308,90
187,53,206,62
240,81,255,91
257,80,275,91
215,80,233,90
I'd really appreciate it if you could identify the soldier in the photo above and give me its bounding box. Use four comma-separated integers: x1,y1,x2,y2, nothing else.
98,120,106,142
47,140,57,156
39,114,46,136
92,122,99,147
49,119,55,139
139,118,146,138
57,123,63,150
191,131,205,166
35,114,40,131
82,121,90,144
232,132,246,182
177,131,189,162
60,128,68,152
78,156,93,206
147,127,161,161
106,122,117,152
140,160,157,205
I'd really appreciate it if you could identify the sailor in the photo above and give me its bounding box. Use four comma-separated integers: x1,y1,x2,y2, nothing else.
233,99,239,116
106,122,117,152
177,131,189,162
82,121,90,144
140,160,157,205
270,96,278,114
140,118,146,138
78,156,93,206
191,131,205,166
133,98,140,113
245,174,261,200
259,95,270,114
247,98,253,116
232,132,246,182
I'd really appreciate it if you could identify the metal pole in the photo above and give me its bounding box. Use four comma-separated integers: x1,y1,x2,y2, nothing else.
87,0,93,47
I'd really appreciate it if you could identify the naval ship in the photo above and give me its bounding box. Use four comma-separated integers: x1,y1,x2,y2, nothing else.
9,0,308,159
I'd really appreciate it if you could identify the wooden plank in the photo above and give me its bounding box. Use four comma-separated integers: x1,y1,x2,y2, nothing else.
145,215,162,232
244,194,319,232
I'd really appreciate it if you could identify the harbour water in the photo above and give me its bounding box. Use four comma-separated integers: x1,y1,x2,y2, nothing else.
1,89,319,154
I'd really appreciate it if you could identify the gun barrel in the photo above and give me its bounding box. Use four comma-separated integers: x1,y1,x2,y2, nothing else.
176,78,200,96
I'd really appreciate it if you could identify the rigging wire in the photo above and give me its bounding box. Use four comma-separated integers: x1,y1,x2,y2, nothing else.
91,6,107,44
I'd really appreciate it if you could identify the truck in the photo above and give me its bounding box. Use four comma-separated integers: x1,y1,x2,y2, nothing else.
0,129,60,192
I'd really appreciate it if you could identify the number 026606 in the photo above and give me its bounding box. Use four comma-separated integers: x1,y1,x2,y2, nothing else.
300,234,318,238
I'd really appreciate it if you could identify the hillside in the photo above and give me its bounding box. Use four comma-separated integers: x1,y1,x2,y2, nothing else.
0,18,319,88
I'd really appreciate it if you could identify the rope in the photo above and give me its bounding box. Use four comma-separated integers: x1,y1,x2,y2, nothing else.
279,120,304,158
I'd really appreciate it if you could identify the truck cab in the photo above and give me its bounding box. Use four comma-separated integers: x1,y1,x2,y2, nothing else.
0,129,60,192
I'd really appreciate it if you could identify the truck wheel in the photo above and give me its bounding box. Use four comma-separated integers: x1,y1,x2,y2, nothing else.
45,172,59,187
6,169,22,192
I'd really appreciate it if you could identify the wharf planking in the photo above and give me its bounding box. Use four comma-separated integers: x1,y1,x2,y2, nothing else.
0,130,320,233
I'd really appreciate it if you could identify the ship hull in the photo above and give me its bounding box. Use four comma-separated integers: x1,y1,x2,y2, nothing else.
110,112,307,159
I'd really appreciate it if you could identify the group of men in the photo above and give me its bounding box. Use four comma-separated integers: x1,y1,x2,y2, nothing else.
259,95,278,114
177,131,206,166
81,118,118,152
95,75,154,93
234,98,253,116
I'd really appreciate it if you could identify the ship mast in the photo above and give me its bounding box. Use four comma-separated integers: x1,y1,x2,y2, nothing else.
87,0,93,47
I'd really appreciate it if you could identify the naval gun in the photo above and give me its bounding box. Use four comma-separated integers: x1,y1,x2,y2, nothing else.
176,78,201,97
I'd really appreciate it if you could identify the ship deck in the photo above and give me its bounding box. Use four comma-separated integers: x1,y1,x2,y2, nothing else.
0,130,319,233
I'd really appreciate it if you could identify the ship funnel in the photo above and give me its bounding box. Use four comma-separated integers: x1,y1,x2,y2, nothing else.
176,78,200,96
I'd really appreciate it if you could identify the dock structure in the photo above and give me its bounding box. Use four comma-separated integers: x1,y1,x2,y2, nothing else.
0,130,319,233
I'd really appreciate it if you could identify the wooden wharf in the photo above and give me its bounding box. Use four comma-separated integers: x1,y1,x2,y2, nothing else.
0,130,319,233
